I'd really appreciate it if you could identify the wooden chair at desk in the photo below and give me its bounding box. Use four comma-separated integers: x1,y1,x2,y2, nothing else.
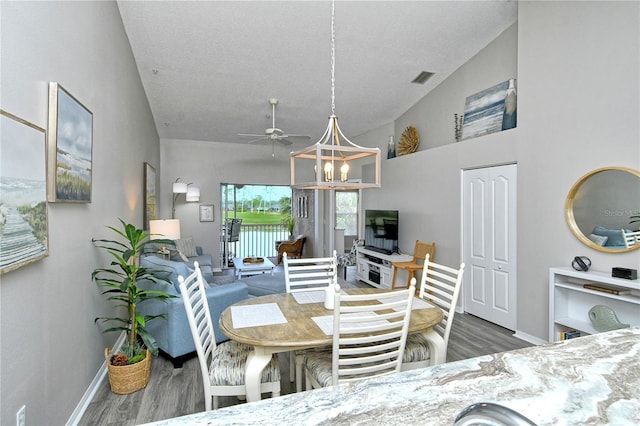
391,240,436,290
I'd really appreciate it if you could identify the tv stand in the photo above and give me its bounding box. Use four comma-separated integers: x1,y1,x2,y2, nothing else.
356,247,412,289
364,245,392,255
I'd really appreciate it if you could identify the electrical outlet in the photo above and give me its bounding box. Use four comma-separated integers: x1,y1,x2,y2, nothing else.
16,405,25,426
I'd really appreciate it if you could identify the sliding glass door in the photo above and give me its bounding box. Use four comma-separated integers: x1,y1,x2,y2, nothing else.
219,183,292,267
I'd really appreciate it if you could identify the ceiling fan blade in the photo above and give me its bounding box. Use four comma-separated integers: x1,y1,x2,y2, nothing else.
247,137,269,144
276,138,293,146
282,134,311,140
238,133,266,138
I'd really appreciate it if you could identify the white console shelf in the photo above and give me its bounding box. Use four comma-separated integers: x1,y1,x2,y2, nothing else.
549,267,640,342
356,247,412,289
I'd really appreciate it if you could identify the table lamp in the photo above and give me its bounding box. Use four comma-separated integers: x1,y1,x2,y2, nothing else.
149,219,181,255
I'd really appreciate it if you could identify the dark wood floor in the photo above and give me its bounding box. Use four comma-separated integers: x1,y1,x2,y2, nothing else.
79,267,533,425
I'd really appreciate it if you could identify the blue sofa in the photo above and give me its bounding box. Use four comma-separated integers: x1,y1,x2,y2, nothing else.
138,255,248,367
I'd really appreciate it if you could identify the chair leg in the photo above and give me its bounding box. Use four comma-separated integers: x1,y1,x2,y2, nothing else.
212,395,218,410
391,266,399,289
295,353,304,392
406,271,415,288
305,367,313,391
289,351,295,382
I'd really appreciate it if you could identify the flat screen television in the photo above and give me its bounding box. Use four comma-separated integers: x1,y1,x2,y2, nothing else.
364,209,399,254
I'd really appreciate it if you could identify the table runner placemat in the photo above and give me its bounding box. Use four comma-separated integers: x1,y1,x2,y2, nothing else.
231,303,288,328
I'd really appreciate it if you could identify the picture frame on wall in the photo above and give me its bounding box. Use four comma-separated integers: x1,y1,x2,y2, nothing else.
461,79,516,141
143,162,157,230
199,204,214,222
47,82,93,203
0,110,49,274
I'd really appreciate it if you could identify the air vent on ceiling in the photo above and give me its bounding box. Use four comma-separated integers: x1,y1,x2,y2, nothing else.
411,71,434,84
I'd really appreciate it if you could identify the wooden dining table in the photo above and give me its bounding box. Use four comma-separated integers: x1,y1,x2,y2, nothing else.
219,287,444,402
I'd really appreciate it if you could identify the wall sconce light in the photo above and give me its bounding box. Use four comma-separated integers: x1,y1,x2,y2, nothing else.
172,177,200,218
186,186,200,202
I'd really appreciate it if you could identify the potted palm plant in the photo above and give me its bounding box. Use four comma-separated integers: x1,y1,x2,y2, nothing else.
284,216,296,240
91,219,174,394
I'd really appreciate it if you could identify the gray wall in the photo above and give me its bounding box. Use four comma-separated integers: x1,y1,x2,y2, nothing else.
1,1,639,425
358,2,639,343
1,2,159,425
159,139,294,263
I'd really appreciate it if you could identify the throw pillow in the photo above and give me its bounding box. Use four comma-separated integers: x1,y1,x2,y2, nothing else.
588,234,608,247
591,226,626,247
169,249,190,263
174,237,197,257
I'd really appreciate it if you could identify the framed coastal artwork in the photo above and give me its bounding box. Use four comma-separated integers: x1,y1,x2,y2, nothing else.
461,79,517,140
0,110,49,274
144,162,157,229
47,82,93,202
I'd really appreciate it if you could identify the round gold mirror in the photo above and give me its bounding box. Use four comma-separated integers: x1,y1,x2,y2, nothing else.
565,167,640,253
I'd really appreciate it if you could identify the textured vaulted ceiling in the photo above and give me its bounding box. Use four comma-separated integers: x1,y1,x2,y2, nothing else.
117,1,517,149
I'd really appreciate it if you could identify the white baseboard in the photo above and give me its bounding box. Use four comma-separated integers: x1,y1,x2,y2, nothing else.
513,329,547,345
66,333,126,426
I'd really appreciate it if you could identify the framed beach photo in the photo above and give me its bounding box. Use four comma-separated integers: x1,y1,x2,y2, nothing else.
199,204,214,222
143,162,157,230
47,82,93,202
0,110,49,274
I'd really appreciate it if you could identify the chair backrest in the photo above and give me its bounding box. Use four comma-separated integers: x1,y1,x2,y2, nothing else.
350,239,364,255
227,218,242,242
283,251,337,293
418,254,465,352
331,279,416,385
622,229,640,248
178,262,216,404
412,240,436,264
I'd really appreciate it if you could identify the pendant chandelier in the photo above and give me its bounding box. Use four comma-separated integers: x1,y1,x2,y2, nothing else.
290,0,381,190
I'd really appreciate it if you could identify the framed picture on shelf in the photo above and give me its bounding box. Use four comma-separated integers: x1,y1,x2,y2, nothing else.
0,110,49,273
199,204,214,222
47,82,93,203
143,163,157,229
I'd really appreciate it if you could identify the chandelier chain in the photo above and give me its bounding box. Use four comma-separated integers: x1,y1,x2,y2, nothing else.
330,0,336,116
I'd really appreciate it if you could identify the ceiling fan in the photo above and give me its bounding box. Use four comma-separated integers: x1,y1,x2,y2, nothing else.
238,98,311,147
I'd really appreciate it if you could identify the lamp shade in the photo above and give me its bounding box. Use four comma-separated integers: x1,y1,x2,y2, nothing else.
186,186,200,202
173,182,188,194
149,219,181,240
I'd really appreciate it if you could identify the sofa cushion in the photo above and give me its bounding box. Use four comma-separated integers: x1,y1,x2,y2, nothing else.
238,274,286,297
174,237,197,257
591,226,630,247
588,233,608,246
141,255,194,293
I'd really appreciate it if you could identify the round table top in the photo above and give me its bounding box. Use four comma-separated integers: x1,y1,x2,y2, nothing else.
219,287,443,349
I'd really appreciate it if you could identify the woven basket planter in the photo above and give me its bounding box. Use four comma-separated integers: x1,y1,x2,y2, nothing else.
104,348,151,394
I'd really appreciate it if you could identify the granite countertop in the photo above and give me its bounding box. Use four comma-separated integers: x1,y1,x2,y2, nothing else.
143,327,640,425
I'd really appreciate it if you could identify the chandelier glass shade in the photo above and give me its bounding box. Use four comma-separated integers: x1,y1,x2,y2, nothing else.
290,0,380,190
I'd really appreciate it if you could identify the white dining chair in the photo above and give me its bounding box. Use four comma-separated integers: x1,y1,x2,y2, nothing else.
302,279,416,389
401,254,465,371
622,229,640,248
178,262,281,410
283,251,338,391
